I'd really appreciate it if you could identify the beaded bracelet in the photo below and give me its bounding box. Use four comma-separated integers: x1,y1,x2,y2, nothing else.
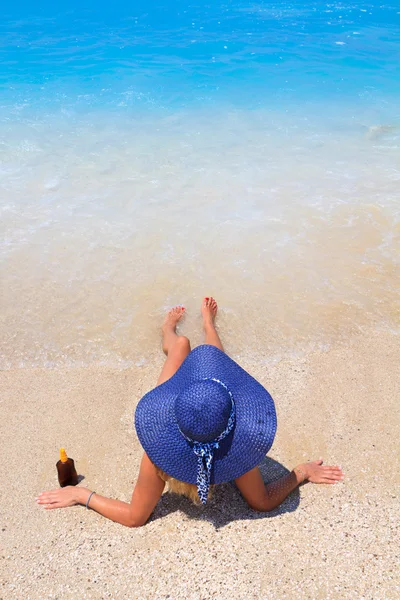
86,491,96,510
294,467,306,483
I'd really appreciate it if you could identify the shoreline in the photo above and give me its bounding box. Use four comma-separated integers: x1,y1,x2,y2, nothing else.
1,327,398,599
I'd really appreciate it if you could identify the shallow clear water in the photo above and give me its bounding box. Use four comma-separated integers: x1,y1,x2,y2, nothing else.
1,1,399,369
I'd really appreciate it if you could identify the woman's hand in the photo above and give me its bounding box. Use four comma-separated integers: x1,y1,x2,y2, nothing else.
298,459,344,484
35,486,90,510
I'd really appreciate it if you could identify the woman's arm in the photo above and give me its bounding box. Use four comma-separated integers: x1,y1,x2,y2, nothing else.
35,453,165,527
235,459,344,512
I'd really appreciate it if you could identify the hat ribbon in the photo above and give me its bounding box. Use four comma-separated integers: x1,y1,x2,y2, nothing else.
179,378,236,505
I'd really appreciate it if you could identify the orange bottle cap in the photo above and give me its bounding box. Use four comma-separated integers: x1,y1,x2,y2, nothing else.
60,448,68,463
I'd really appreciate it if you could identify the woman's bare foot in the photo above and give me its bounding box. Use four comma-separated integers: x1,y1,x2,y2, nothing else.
201,297,218,328
162,306,185,331
162,306,185,354
201,297,224,351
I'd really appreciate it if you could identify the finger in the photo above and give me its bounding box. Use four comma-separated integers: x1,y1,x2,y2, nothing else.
312,458,323,465
317,470,343,479
321,476,343,484
326,474,344,481
36,496,53,504
322,468,343,475
322,469,344,478
310,477,333,484
36,489,59,498
36,494,57,504
36,492,63,504
44,503,64,510
37,496,60,505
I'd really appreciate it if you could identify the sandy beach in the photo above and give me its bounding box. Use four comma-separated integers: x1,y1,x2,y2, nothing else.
1,327,398,600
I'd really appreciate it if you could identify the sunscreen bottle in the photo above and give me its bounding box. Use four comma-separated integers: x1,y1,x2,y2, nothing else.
56,448,79,487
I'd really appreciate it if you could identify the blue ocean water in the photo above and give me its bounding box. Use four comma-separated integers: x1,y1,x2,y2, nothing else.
1,1,400,111
1,1,399,368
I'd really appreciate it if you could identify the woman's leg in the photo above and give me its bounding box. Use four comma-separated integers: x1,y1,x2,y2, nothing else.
201,297,224,351
157,306,191,385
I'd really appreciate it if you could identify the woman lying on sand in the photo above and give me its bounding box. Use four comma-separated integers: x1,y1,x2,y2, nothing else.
36,297,344,526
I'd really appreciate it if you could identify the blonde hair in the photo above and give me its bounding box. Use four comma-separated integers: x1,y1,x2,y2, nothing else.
155,466,214,505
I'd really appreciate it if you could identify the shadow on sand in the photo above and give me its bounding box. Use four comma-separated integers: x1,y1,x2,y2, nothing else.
149,457,300,530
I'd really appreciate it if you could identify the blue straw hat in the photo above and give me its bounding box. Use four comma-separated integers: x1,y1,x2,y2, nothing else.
135,345,277,504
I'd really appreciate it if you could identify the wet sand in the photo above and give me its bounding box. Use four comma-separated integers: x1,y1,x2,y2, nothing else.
1,328,398,599
2,110,400,371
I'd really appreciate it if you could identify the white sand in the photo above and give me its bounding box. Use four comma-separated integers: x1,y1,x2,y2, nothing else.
1,329,398,599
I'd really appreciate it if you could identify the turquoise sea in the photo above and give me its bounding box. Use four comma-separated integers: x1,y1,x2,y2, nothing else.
1,1,399,368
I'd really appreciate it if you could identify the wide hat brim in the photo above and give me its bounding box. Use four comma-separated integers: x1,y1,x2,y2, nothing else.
135,345,277,485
